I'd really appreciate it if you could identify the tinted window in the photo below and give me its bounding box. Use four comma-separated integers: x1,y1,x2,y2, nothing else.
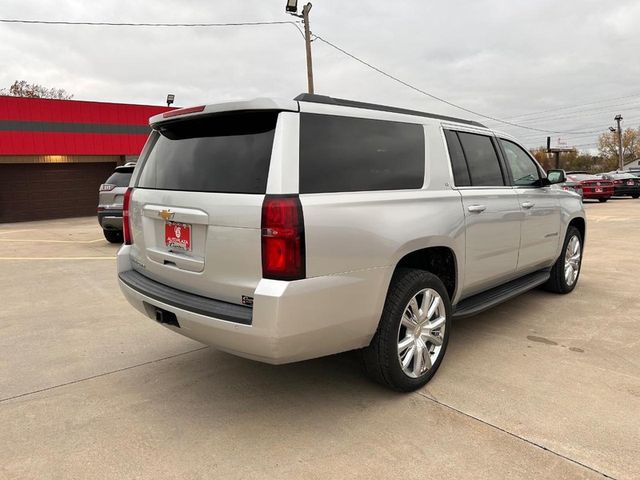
137,112,277,193
568,174,600,182
299,114,425,193
105,171,132,187
444,130,471,186
457,132,505,186
500,139,541,186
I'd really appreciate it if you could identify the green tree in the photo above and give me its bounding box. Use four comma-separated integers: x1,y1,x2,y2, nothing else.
0,80,73,99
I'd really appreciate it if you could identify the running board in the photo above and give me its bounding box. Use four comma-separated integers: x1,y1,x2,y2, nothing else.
452,269,551,319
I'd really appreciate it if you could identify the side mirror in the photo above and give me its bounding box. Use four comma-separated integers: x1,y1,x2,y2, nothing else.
547,169,567,184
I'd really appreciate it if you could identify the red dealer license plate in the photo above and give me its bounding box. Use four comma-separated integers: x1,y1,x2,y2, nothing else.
595,188,603,193
165,222,191,251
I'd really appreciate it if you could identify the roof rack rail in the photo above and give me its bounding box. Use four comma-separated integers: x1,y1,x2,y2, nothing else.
294,93,486,128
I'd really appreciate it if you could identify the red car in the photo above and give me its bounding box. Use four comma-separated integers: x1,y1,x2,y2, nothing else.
566,172,614,202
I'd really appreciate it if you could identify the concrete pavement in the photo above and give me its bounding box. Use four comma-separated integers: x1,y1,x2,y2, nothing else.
1,201,639,479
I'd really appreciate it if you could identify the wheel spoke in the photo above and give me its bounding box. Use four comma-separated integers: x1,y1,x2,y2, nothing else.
426,295,441,321
421,340,432,369
408,297,420,320
413,341,424,376
401,344,416,368
419,291,431,321
422,331,443,346
427,315,446,331
401,312,417,329
398,335,414,353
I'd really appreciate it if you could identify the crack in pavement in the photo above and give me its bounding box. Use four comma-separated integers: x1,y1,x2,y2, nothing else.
0,346,209,404
0,346,618,479
415,391,616,479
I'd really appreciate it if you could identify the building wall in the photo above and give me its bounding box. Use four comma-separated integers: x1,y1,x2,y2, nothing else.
0,96,168,156
0,96,172,223
0,162,116,223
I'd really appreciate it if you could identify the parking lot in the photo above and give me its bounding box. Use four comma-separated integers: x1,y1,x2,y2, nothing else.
1,201,638,480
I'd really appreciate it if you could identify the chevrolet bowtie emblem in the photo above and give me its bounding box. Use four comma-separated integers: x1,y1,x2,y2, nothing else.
159,209,175,221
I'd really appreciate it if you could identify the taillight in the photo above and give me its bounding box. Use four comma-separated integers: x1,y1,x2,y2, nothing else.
162,105,205,118
123,187,133,245
100,183,115,191
614,180,623,184
261,195,305,280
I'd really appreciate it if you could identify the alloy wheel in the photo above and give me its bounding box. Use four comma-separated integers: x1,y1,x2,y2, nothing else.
397,288,447,378
564,235,581,286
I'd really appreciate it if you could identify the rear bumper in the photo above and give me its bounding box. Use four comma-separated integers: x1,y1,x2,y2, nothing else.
98,209,123,230
117,245,390,364
613,186,640,196
582,191,612,200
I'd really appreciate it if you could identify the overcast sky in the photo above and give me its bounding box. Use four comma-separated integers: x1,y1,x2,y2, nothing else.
1,0,639,149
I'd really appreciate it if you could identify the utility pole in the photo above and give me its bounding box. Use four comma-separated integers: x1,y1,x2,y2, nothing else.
302,3,314,94
286,1,314,94
615,114,623,171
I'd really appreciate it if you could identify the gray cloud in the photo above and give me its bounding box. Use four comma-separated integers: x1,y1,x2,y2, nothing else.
1,0,639,149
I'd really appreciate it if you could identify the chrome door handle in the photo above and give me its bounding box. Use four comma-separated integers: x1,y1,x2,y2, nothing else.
467,205,487,213
522,202,535,209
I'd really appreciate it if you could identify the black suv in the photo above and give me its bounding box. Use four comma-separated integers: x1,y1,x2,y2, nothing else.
97,163,135,243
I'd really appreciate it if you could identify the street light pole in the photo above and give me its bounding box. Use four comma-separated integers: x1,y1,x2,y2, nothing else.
286,1,314,94
615,114,623,170
302,3,314,94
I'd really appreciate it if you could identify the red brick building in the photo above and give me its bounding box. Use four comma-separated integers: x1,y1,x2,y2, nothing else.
0,96,170,223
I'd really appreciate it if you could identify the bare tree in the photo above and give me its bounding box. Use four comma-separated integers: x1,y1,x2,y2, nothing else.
1,80,73,100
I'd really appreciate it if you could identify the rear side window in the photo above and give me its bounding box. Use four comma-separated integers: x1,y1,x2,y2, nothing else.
105,171,132,187
444,130,471,186
457,132,505,186
137,111,278,193
299,113,425,193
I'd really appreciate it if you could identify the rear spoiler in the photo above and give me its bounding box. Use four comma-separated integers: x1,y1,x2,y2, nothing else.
149,98,298,128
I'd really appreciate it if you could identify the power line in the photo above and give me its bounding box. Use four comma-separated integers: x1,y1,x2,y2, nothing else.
0,18,301,27
516,116,640,142
0,17,628,137
504,93,640,121
502,102,640,125
312,34,603,135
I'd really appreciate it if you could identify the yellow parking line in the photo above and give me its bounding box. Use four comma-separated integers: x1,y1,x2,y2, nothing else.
0,257,114,260
0,238,105,244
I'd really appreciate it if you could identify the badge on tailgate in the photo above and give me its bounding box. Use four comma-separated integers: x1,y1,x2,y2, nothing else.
165,221,192,251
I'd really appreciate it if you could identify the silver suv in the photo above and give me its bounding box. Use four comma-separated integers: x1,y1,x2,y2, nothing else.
98,163,136,243
117,94,585,391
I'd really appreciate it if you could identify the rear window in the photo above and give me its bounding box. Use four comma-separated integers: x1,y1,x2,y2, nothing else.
568,174,597,181
137,111,278,193
104,171,132,187
299,113,425,193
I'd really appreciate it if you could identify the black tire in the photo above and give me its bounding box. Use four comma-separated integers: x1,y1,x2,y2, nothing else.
103,229,123,244
632,195,639,199
544,226,582,294
598,198,608,203
361,268,452,392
